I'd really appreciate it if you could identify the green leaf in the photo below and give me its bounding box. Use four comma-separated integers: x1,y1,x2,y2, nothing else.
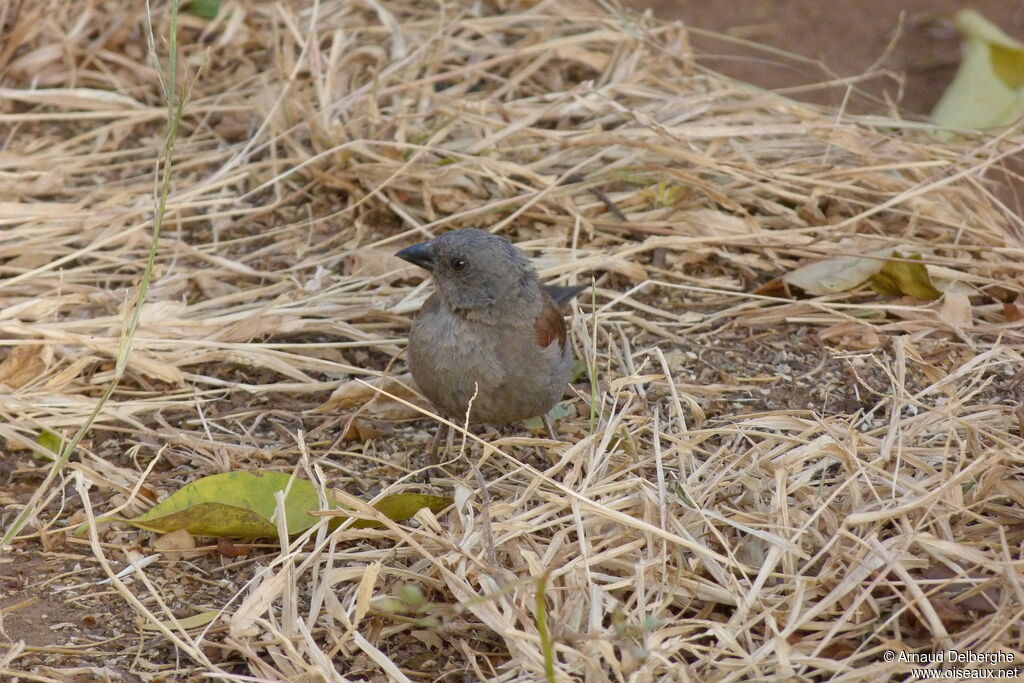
33,430,62,461
522,402,574,430
992,43,1024,89
102,471,451,539
111,471,318,536
870,253,942,300
348,493,451,530
141,609,219,632
932,10,1024,131
186,0,219,20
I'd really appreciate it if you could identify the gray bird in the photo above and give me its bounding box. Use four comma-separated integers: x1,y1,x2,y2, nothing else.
396,229,584,457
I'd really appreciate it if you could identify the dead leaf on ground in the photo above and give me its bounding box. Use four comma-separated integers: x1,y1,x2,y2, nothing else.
140,610,219,633
321,372,428,419
217,537,249,558
342,418,394,442
153,528,201,561
753,276,788,297
98,471,452,539
932,9,1024,132
816,322,881,350
0,344,50,388
936,291,974,329
782,247,893,295
922,564,1001,614
1003,299,1024,322
870,253,942,300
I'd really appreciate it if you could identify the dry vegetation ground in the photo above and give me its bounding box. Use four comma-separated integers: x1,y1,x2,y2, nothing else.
2,0,1024,681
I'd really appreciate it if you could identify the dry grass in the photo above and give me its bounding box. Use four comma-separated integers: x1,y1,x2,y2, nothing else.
2,0,1024,680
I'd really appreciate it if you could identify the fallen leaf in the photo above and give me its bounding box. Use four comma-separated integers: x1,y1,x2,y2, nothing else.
216,537,249,558
140,610,219,632
411,629,444,651
753,277,789,297
522,401,574,430
817,639,859,660
932,10,1024,132
4,252,54,270
0,201,81,218
870,253,942,300
1003,300,1024,322
600,256,647,283
0,88,143,111
100,471,451,539
816,322,881,350
114,471,319,537
153,528,200,561
321,373,428,419
32,429,63,462
932,597,971,631
922,564,1000,614
783,248,893,295
0,344,48,389
342,418,393,442
348,493,451,530
937,291,973,329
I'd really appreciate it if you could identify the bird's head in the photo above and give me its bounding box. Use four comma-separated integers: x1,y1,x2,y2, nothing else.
396,228,539,316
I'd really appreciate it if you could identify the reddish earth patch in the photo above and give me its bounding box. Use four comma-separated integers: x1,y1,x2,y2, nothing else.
629,0,1024,115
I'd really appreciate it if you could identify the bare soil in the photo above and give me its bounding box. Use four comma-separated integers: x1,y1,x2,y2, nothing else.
632,0,1024,115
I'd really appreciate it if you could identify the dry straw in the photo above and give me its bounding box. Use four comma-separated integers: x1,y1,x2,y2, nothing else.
1,0,1023,680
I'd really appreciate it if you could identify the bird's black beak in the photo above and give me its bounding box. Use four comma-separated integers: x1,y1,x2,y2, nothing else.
395,241,436,272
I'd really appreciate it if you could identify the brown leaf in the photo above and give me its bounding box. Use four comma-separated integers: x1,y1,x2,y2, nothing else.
1003,300,1024,322
342,418,393,442
217,537,249,558
932,597,971,631
753,276,789,297
922,564,1000,613
0,344,48,389
937,292,973,329
818,638,858,660
816,322,881,350
153,528,200,561
321,373,428,420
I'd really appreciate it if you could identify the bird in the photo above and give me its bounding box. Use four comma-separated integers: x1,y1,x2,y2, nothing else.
395,228,584,462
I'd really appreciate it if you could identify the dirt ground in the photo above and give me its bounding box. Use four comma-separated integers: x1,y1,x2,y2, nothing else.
631,0,1024,115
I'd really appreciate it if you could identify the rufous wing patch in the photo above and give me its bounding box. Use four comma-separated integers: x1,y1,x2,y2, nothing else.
534,296,567,349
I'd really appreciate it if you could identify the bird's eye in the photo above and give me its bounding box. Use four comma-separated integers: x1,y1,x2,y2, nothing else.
451,257,466,270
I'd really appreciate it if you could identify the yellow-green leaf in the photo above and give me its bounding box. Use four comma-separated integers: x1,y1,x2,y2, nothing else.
141,609,219,632
523,401,574,430
110,471,319,537
870,254,941,300
348,493,452,530
932,10,1024,132
33,429,62,461
103,471,452,539
121,502,289,537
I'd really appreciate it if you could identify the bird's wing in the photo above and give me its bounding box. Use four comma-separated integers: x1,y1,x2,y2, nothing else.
542,284,586,309
534,293,568,350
